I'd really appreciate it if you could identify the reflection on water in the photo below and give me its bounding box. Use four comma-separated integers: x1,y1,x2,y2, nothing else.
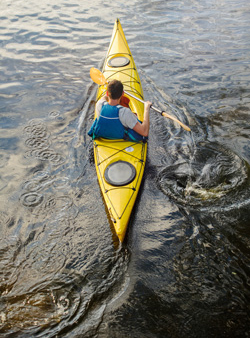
0,0,250,336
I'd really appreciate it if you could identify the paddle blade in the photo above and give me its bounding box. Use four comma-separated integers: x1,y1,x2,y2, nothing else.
90,68,107,85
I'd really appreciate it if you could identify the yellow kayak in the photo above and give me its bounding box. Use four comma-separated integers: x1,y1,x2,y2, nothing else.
93,19,147,242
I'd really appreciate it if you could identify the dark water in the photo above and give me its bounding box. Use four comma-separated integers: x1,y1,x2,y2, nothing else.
0,0,249,337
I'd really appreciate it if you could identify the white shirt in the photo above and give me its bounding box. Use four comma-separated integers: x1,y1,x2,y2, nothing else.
96,97,138,130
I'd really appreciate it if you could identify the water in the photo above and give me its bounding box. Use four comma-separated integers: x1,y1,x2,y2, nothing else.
0,0,249,337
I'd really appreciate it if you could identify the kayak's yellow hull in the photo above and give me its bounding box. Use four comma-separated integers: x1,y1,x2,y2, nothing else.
93,19,147,242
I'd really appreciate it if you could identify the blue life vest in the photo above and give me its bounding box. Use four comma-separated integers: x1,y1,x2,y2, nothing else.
88,103,146,142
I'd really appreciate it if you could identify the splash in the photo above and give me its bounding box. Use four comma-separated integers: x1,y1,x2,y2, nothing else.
158,142,249,210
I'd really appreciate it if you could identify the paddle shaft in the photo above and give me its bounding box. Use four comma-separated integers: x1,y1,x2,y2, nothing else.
124,90,191,131
124,91,160,113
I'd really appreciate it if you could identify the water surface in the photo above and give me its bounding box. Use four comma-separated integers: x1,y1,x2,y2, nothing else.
0,0,249,337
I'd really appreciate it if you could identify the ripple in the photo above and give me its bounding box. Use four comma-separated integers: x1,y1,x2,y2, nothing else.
25,148,65,165
34,149,65,164
158,142,249,209
23,180,43,192
49,111,60,118
43,196,73,212
24,150,36,159
23,120,49,138
0,212,13,227
20,192,44,207
33,171,50,180
53,177,69,189
22,119,65,165
25,137,51,149
34,195,78,220
22,173,52,192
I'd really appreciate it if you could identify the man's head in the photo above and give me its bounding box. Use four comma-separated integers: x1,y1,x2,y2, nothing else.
107,80,123,100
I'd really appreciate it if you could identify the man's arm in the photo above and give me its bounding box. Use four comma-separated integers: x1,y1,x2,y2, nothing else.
96,95,108,118
133,101,151,137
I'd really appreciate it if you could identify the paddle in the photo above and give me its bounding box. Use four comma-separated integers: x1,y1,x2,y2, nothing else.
90,68,191,132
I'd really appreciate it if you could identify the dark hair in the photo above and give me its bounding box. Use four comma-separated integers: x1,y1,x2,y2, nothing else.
107,80,123,100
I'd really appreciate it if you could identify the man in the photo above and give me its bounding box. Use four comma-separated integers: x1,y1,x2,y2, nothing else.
88,79,151,141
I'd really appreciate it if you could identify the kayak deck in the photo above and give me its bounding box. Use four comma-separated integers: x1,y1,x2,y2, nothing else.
93,19,147,242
